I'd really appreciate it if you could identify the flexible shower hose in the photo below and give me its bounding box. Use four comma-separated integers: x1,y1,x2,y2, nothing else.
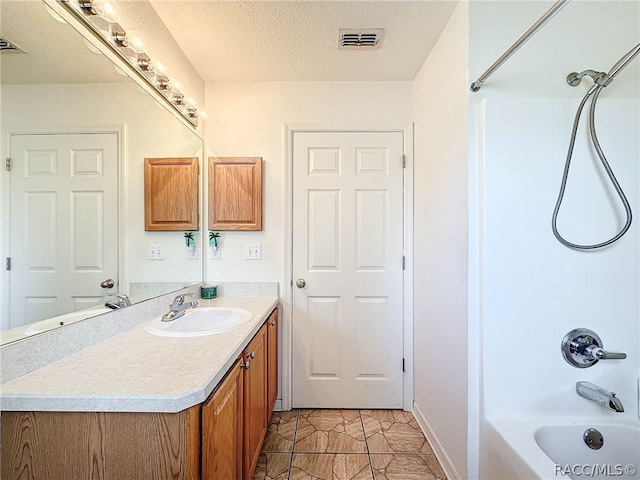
551,44,640,250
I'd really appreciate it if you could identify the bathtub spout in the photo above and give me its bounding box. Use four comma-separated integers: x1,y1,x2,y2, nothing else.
576,381,624,412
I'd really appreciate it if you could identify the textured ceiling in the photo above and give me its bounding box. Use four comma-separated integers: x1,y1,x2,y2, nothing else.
149,1,459,82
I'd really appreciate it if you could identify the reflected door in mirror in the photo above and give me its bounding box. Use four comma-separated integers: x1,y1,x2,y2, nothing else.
9,133,118,328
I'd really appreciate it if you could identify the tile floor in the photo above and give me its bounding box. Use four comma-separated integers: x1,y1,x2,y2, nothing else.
252,409,447,480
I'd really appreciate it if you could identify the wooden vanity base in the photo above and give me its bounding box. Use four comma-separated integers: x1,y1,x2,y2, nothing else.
1,408,201,479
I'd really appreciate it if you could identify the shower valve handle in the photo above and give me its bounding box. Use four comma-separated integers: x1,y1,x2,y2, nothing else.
584,345,627,361
562,328,627,368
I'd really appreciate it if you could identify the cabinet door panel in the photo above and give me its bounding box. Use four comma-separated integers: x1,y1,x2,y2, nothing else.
144,157,199,231
243,324,268,479
0,408,201,480
208,157,262,231
202,358,244,480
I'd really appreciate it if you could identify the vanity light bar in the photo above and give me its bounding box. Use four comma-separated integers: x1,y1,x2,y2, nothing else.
57,0,200,128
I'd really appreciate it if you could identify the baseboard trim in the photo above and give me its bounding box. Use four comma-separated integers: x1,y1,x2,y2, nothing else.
273,399,283,412
413,402,461,480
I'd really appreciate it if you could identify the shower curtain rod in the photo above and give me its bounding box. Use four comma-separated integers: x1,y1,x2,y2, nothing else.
470,0,571,92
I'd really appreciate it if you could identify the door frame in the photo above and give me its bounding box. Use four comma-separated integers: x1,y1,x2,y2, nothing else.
1,126,125,330
282,124,414,411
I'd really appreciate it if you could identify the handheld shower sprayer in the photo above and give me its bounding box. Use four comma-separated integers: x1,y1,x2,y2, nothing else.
552,42,640,250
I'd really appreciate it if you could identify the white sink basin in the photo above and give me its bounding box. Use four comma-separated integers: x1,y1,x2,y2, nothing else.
145,307,254,337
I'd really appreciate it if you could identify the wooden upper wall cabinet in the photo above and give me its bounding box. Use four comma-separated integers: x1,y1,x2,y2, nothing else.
209,157,262,231
144,157,199,231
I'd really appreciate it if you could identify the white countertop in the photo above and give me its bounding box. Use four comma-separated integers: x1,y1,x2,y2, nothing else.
0,297,279,413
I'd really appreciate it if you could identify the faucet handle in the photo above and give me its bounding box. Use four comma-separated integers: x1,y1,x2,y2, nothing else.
585,345,627,360
170,293,193,307
562,328,627,368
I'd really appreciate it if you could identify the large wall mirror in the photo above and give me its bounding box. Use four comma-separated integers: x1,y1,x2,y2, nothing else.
0,0,204,344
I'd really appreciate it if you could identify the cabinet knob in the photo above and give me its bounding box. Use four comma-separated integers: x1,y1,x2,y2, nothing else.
241,360,250,370
269,321,276,327
248,351,256,360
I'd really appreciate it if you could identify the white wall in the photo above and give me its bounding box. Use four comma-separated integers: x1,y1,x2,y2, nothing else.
412,2,469,478
469,0,640,474
203,81,413,291
1,83,203,329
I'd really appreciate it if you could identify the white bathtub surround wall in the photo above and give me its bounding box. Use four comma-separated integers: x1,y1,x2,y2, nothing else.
412,2,469,479
0,285,200,385
469,0,640,477
481,98,640,419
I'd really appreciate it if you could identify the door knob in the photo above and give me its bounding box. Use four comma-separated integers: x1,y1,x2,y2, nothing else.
295,278,306,289
100,279,115,289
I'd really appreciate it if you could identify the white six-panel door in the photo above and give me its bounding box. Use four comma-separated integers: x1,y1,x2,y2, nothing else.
9,133,118,328
292,131,404,408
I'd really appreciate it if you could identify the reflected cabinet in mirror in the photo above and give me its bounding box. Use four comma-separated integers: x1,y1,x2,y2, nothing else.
0,0,203,344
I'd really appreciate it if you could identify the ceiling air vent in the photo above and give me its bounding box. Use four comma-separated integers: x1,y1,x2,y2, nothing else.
0,37,26,54
338,29,384,50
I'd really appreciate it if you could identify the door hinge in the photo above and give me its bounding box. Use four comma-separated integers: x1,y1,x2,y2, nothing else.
402,154,406,168
402,255,405,270
5,157,11,171
402,358,405,372
6,257,11,271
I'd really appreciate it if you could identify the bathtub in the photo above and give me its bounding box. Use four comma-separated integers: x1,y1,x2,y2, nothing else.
484,418,640,480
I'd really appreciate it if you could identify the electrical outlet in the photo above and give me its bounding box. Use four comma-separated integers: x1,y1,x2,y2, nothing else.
149,244,164,260
245,243,261,260
209,246,221,259
186,246,199,260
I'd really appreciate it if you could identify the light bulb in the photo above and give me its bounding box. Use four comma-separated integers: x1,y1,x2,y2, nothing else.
125,29,145,54
91,0,121,23
155,62,167,75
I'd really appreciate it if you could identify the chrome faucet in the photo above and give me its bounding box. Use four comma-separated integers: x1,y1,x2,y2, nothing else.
576,381,624,413
161,293,198,322
105,294,131,309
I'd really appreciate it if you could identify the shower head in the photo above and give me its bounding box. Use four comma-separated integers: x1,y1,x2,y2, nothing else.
567,43,640,89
